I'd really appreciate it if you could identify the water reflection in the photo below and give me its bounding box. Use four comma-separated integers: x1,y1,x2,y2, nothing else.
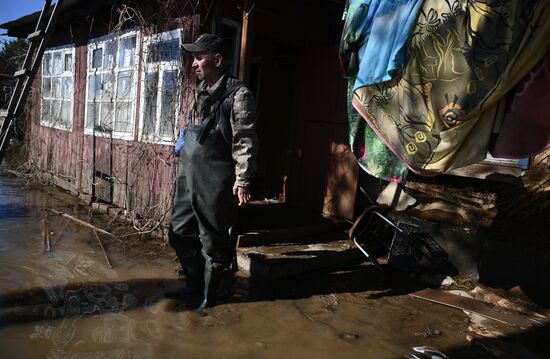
0,175,480,358
0,204,29,219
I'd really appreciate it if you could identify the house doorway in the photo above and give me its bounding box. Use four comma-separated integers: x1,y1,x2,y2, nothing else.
245,1,356,218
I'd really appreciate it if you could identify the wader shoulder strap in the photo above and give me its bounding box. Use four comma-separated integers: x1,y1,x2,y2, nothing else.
196,80,243,145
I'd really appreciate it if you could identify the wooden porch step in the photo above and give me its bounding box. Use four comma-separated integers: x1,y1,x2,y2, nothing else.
237,219,349,247
236,238,361,284
236,202,350,247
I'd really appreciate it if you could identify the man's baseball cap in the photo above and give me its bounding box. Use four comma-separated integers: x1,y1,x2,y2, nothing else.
182,33,223,53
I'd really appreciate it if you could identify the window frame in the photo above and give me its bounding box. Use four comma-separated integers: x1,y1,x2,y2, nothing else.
41,44,75,131
138,29,183,145
84,29,141,140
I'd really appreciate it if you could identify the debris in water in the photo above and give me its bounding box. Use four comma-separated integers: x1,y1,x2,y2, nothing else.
415,326,442,338
49,209,117,238
339,332,360,341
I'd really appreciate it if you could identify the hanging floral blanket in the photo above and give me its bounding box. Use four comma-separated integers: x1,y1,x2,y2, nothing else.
340,0,423,182
344,0,550,175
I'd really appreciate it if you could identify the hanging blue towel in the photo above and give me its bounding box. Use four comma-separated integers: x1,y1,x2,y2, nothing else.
350,0,423,90
173,126,187,155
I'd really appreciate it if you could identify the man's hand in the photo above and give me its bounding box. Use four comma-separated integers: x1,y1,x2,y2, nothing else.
233,185,251,206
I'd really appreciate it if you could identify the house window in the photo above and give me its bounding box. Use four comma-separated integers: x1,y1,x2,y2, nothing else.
41,45,75,130
139,29,182,144
85,30,139,139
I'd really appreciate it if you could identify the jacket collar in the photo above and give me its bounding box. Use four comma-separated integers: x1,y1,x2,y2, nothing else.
197,75,226,99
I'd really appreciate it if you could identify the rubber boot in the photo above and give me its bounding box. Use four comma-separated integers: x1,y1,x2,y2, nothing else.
165,254,205,300
196,263,224,314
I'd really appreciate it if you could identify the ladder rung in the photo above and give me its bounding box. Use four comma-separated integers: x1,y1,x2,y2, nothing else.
14,69,29,78
27,30,44,40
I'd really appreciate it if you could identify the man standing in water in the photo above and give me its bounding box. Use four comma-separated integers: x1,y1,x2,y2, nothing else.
166,34,258,311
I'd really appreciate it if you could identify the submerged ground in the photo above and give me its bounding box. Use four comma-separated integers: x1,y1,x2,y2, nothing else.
0,174,548,358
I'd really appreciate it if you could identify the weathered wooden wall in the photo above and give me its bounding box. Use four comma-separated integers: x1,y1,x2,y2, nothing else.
288,47,358,220
27,3,199,225
26,0,357,226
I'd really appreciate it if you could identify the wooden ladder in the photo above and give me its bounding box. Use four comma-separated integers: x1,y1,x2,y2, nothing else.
0,0,65,165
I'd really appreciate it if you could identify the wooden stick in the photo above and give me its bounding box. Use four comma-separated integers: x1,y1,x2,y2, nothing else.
6,169,31,178
42,218,50,252
49,209,116,238
52,218,70,249
45,221,51,252
93,230,113,269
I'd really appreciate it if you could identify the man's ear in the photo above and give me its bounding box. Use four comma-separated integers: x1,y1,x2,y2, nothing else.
214,53,223,68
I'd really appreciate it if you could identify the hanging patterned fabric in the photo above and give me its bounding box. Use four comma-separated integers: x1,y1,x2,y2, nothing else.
346,74,409,183
346,0,550,175
340,0,423,182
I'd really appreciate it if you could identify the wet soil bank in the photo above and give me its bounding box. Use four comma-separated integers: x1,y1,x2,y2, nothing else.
1,174,549,358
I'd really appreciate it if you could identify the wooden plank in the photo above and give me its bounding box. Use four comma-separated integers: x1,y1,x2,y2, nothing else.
409,288,543,329
446,162,522,180
237,239,361,283
237,220,348,247
406,182,485,207
322,139,359,220
238,0,254,82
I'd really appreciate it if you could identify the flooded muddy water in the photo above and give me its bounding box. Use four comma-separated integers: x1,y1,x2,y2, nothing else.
0,175,490,358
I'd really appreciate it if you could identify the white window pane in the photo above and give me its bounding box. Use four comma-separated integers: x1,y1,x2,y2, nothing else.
42,77,51,98
53,52,62,74
116,71,132,100
52,100,62,123
86,103,98,129
61,100,71,125
88,74,100,101
161,39,180,62
118,36,136,67
146,42,158,64
42,99,51,123
102,73,115,99
115,102,131,132
100,102,114,130
160,70,178,138
104,41,116,69
52,77,62,98
62,77,73,99
143,71,158,136
92,48,103,69
43,53,52,75
147,38,180,64
64,53,73,72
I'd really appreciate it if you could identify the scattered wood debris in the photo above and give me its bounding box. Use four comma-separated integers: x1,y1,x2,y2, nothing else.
403,151,549,222
415,326,442,338
42,217,51,252
93,230,113,269
52,218,70,249
409,288,544,329
48,209,117,238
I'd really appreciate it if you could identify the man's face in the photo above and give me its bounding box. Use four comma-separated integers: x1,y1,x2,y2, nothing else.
192,51,222,84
